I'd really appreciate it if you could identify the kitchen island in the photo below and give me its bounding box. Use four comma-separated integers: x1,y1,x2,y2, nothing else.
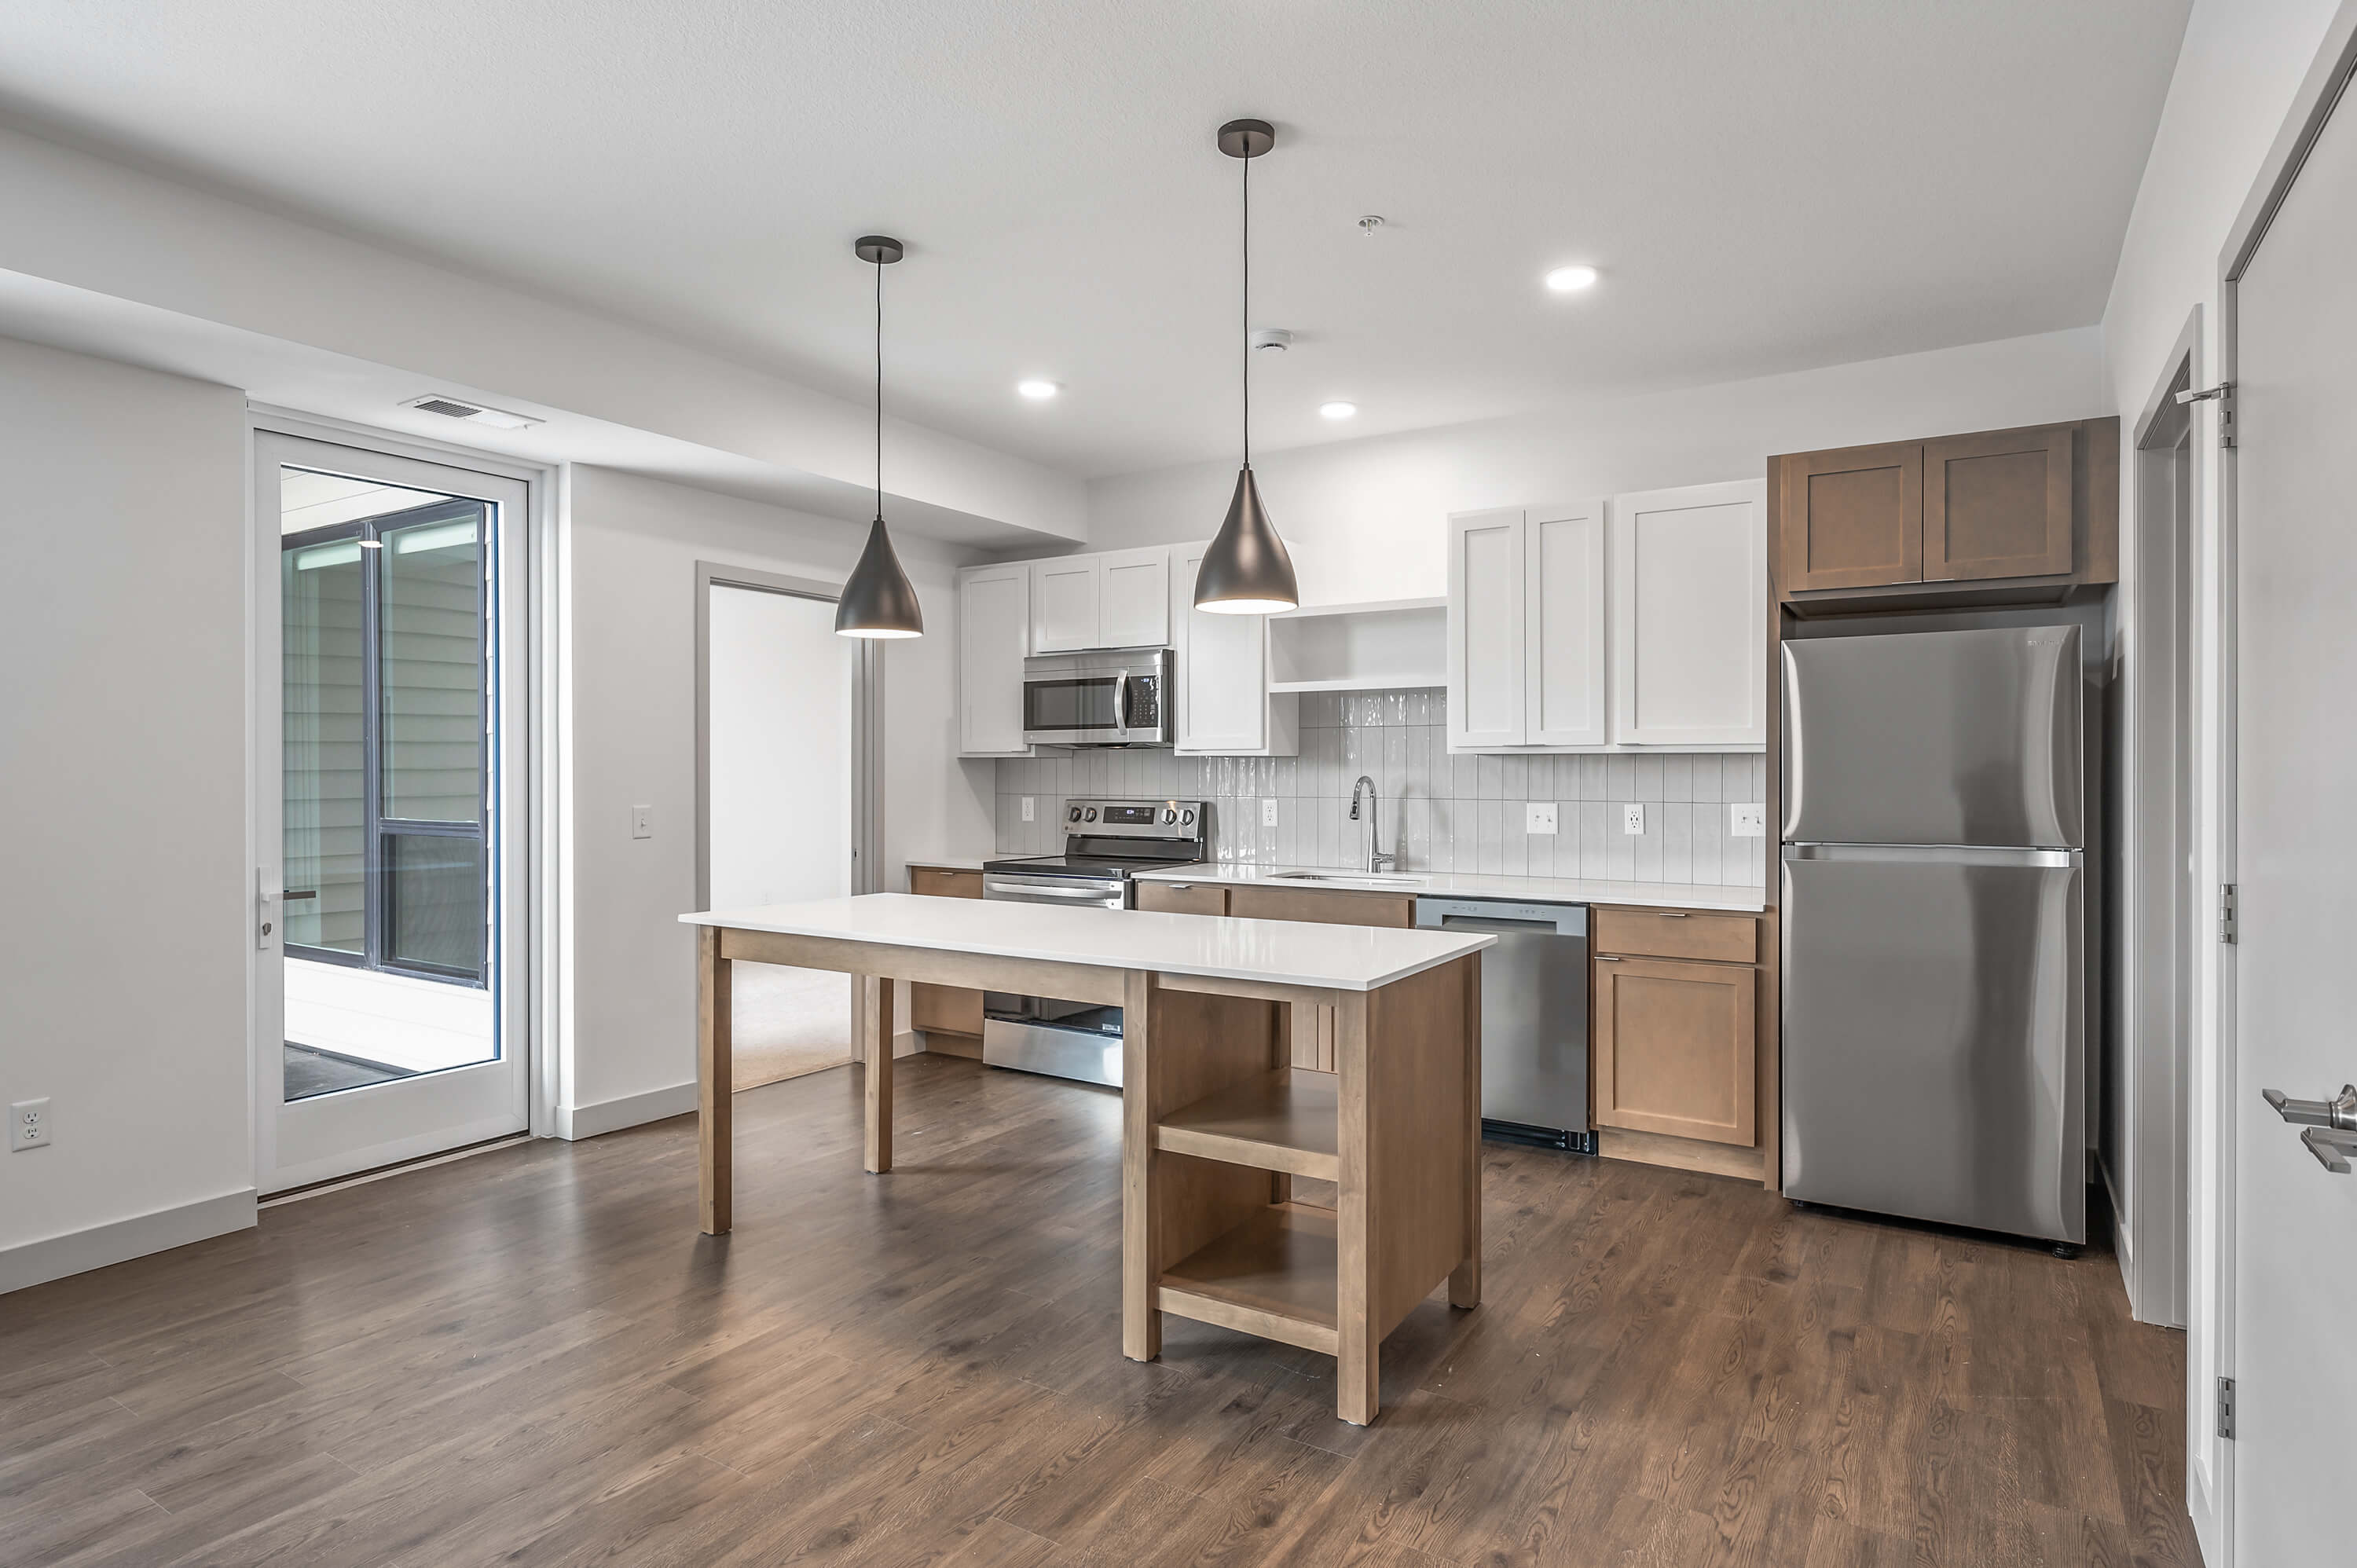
680,893,1492,1423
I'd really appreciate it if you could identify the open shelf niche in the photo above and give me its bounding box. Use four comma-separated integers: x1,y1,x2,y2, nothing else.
1266,597,1446,694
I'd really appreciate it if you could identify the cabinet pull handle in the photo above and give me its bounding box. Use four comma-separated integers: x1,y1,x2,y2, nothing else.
1659,911,1689,918
1596,955,1622,962
1168,884,1193,890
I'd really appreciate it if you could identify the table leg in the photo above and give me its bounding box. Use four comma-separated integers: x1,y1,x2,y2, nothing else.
1450,953,1483,1310
1335,988,1378,1425
1120,970,1163,1361
698,926,733,1235
860,975,894,1174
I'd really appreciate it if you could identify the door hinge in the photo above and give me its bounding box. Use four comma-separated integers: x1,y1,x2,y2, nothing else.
2220,882,2238,944
2216,1376,2236,1439
2176,382,2236,448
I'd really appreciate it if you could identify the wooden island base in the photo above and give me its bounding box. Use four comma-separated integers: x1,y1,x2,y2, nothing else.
691,914,1483,1426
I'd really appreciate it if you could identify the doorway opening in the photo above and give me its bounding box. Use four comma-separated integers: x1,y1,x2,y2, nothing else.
2117,313,2202,1330
696,562,874,1089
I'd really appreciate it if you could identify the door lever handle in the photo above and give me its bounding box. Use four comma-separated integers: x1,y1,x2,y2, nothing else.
2263,1084,2357,1130
2300,1127,2357,1174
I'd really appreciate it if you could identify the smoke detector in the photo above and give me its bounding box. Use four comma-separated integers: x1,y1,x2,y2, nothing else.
1249,328,1293,354
401,395,544,430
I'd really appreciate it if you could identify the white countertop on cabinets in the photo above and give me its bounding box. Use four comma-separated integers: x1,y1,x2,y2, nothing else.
903,855,992,873
683,893,1494,991
1130,863,1768,913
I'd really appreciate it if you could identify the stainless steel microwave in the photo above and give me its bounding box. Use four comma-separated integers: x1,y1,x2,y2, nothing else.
1021,649,1172,747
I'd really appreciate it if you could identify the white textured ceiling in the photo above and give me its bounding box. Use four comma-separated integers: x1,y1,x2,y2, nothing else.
0,0,2187,478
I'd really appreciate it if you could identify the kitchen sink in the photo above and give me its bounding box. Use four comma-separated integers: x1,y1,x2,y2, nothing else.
1270,871,1429,889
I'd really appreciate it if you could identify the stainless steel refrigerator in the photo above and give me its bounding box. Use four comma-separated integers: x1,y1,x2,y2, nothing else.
1780,625,2088,1247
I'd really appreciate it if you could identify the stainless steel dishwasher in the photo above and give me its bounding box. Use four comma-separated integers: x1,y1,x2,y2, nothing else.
1414,896,1591,1152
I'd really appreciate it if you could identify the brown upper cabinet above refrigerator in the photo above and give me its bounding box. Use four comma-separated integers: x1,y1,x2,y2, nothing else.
1771,417,2117,611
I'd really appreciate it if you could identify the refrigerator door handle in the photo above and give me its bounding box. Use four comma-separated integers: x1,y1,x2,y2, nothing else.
1783,842,2081,869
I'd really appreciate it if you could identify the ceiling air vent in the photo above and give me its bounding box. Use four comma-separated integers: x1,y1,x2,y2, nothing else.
401,395,544,430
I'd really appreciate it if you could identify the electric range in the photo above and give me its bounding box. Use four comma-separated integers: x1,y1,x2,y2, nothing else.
977,797,1209,1086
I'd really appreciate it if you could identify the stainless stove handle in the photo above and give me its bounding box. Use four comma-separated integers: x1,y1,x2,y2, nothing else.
985,880,1120,899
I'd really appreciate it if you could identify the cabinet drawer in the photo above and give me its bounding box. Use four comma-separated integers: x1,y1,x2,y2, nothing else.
1226,885,1415,929
1593,907,1757,964
1138,881,1229,917
910,866,983,899
1593,956,1757,1146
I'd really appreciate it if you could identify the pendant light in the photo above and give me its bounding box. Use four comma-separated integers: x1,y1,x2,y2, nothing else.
1193,118,1300,614
836,234,926,639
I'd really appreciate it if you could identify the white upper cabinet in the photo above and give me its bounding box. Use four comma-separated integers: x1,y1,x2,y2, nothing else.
1027,547,1170,653
1170,540,1298,756
1446,508,1529,749
1028,556,1102,653
1097,547,1171,649
1609,478,1767,748
956,562,1034,757
1524,501,1607,746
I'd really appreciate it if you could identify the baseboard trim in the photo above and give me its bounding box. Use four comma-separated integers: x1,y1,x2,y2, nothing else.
559,1034,929,1141
1,1188,257,1297
556,1081,698,1140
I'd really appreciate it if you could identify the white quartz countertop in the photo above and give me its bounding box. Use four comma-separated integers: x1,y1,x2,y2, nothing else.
683,893,1494,991
903,855,992,873
1129,863,1768,913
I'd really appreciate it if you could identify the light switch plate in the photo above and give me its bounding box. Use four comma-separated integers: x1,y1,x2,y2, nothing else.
1262,797,1279,827
1020,797,1035,822
630,804,653,840
1622,803,1646,835
1524,802,1558,835
1730,803,1766,838
10,1098,49,1152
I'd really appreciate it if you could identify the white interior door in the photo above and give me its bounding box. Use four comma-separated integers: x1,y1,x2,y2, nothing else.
253,431,533,1194
2227,52,2357,1566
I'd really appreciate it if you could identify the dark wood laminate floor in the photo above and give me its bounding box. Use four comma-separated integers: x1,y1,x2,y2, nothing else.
3,1056,2197,1567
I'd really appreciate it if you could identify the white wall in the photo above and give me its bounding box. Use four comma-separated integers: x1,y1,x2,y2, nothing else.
559,465,993,1128
1087,328,2108,602
0,335,254,1291
2094,1,2343,1550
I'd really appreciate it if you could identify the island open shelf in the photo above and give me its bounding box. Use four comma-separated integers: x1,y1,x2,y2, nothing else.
1154,1068,1340,1181
1158,1203,1339,1354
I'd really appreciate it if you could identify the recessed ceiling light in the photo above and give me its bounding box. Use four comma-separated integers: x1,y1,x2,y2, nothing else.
1544,265,1600,292
1017,379,1060,401
1319,401,1358,420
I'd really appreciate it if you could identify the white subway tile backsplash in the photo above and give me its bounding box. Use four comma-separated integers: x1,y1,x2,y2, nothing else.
988,687,1765,887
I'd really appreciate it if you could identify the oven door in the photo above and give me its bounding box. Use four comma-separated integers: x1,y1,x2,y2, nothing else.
981,871,1126,909
980,870,1127,1086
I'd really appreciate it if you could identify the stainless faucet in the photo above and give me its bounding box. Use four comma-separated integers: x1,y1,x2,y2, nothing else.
1349,775,1398,874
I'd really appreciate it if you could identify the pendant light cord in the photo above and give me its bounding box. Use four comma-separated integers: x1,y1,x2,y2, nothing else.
874,258,884,518
1241,145,1251,468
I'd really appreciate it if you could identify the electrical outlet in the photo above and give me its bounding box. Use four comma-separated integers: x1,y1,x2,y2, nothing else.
1020,797,1035,822
1262,797,1278,827
1524,802,1558,835
10,1098,49,1152
1622,803,1646,835
630,804,653,840
1730,803,1767,838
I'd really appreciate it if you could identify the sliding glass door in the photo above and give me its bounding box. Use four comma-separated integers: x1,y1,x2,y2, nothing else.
255,432,532,1190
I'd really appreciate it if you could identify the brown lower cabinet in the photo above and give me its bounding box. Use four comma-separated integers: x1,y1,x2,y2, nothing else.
906,866,984,1049
1591,907,1776,1184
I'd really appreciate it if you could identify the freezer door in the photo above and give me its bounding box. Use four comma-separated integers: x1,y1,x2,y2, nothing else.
1780,844,2085,1244
1782,625,2081,847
